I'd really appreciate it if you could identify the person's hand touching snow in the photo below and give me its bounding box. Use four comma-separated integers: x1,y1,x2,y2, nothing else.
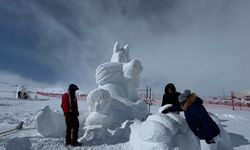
205,138,215,144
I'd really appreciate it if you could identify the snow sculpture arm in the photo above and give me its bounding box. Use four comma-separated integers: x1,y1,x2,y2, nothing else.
159,104,173,113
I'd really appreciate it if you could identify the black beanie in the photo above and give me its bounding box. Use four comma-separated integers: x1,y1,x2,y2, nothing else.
68,84,79,92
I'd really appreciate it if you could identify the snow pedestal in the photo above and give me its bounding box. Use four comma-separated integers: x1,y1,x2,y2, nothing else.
80,41,149,143
35,106,65,138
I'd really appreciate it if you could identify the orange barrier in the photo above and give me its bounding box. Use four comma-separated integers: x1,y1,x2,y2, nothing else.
36,91,87,100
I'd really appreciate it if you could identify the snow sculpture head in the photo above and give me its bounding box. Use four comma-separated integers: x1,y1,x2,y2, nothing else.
123,59,143,88
87,88,111,114
111,41,130,63
96,62,124,86
17,85,28,93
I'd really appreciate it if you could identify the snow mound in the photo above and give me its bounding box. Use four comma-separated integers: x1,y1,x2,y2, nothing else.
35,106,65,137
205,112,231,150
130,113,201,150
130,111,232,150
5,137,32,150
137,120,171,143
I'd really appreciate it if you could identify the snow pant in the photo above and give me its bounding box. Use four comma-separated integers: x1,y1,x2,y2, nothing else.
65,115,79,144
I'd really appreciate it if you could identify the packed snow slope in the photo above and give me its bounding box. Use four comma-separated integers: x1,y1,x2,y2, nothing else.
0,98,249,150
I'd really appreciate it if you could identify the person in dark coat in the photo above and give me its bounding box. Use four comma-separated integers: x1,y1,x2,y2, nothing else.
61,84,82,146
178,89,220,144
160,83,182,113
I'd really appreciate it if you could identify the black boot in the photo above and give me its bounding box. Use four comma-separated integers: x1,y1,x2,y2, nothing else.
71,141,82,147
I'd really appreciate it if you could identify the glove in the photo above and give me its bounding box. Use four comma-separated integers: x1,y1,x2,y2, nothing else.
205,139,216,144
64,112,71,118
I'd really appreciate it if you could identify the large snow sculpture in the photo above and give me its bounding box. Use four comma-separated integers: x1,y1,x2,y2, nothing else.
35,106,65,138
81,41,149,143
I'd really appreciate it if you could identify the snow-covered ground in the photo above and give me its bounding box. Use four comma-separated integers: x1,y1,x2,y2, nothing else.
0,43,249,150
0,98,249,150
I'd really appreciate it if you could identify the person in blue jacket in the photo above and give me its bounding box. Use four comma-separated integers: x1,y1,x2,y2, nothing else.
178,89,220,144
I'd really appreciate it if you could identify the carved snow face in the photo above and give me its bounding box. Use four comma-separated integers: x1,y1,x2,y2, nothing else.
111,41,130,63
87,89,111,114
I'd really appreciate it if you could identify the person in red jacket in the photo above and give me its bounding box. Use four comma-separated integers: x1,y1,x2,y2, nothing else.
61,84,82,146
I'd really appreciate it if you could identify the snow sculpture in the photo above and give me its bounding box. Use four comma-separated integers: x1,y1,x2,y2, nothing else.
87,88,111,114
16,85,30,99
130,113,200,150
81,41,149,143
85,89,112,127
35,106,65,138
130,112,231,150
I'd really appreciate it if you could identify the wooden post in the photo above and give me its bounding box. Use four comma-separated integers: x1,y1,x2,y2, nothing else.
149,87,151,112
231,91,235,111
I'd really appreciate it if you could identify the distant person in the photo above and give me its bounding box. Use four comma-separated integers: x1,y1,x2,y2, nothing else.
23,92,28,99
17,91,22,99
61,84,82,146
160,83,182,114
178,89,220,145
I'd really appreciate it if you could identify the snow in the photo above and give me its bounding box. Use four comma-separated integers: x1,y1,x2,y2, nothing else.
130,113,201,150
0,42,250,150
0,98,250,149
35,106,65,138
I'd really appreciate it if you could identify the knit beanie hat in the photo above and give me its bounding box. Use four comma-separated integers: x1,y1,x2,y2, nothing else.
178,89,191,103
68,84,79,92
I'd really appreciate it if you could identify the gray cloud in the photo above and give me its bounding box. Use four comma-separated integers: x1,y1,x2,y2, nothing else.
0,0,249,96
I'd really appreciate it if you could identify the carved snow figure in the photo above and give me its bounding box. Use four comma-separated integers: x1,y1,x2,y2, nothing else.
130,113,201,150
130,111,231,150
123,59,143,102
81,41,149,144
85,88,112,127
16,85,29,99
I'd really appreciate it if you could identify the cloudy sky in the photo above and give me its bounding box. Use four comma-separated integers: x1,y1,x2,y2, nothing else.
0,0,250,96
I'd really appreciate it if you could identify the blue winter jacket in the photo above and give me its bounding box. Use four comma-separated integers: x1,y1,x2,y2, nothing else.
183,95,220,140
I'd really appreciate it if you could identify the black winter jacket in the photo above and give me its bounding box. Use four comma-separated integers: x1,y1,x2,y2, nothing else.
161,92,182,113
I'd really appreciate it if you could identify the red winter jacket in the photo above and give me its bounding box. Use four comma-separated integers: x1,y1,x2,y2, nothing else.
61,92,78,113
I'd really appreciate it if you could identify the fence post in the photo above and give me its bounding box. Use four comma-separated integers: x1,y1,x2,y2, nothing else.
231,91,235,111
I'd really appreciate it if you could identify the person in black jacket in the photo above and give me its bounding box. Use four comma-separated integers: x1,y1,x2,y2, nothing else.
178,89,220,144
160,83,182,114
